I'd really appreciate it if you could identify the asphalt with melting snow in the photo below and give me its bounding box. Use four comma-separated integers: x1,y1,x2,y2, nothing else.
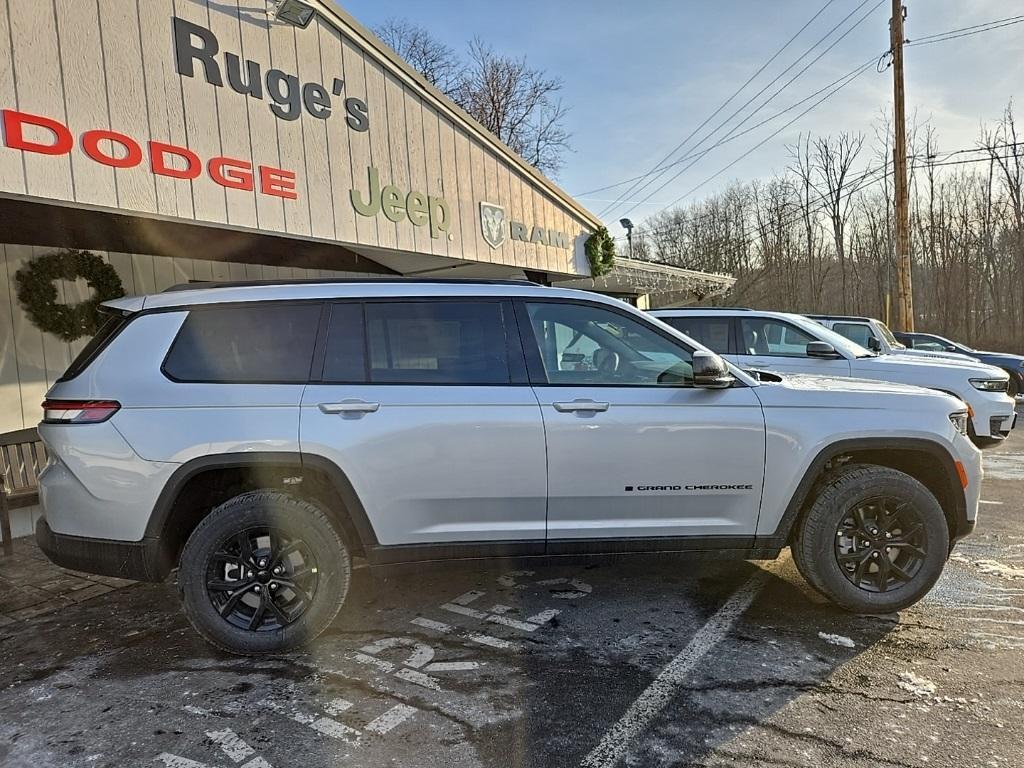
1,431,1023,767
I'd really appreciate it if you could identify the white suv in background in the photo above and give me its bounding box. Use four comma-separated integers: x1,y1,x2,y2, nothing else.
651,308,1016,447
36,281,982,654
806,314,970,362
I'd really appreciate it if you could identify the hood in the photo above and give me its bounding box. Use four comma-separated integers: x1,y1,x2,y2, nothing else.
753,372,965,415
766,373,946,398
889,347,974,362
977,351,1024,367
860,353,1009,380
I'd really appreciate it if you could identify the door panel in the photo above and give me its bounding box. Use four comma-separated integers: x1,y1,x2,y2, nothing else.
521,300,766,540
301,300,547,546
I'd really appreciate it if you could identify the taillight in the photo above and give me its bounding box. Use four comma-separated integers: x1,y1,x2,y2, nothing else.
41,399,121,424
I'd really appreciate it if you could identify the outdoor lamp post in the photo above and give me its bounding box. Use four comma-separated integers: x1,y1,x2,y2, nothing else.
620,218,634,259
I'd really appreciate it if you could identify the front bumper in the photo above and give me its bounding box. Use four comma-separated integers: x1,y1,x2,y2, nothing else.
35,518,164,582
967,390,1016,441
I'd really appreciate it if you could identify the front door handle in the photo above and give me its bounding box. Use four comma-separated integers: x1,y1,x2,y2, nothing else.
318,400,380,414
553,400,610,413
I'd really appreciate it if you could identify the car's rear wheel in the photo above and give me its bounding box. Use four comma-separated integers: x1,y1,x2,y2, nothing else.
791,465,948,613
179,491,350,655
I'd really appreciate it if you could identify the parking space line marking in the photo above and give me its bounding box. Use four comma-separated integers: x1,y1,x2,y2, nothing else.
364,704,418,735
452,590,487,605
240,758,272,768
308,716,361,742
442,602,489,620
394,667,442,690
487,613,545,632
467,632,514,650
206,729,255,762
580,569,772,768
324,698,354,716
353,651,396,673
411,617,453,632
156,755,212,768
525,608,560,625
424,661,481,672
412,615,514,649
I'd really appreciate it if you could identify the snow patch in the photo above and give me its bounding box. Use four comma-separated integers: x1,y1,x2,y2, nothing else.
898,671,937,696
817,632,856,648
974,559,1024,580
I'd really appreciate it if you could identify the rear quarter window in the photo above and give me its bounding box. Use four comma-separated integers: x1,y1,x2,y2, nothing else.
163,303,321,383
58,311,132,382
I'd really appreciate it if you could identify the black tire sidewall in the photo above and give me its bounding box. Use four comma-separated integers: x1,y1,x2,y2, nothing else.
798,468,949,613
179,492,350,655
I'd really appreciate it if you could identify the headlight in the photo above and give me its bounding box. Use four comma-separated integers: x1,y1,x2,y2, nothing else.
969,378,1009,392
949,411,969,435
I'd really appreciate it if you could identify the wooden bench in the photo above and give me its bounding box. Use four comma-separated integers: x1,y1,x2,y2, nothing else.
0,427,47,556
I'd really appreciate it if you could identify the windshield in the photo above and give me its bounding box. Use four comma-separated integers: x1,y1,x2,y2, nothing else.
875,320,905,349
785,314,876,358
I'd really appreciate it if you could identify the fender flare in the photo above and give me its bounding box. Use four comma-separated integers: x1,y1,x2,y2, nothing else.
761,437,967,547
146,451,380,548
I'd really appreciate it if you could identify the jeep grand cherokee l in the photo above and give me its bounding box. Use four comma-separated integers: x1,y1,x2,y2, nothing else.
36,280,981,655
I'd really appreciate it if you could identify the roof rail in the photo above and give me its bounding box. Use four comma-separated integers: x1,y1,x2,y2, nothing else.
652,306,753,311
805,313,871,322
161,277,540,293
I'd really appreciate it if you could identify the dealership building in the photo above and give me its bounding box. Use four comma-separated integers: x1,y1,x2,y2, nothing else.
0,0,733,436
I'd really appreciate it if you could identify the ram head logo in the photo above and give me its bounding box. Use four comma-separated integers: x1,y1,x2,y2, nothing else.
480,202,507,249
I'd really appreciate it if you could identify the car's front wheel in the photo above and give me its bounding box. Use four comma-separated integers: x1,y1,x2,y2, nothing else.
178,491,351,655
791,465,949,614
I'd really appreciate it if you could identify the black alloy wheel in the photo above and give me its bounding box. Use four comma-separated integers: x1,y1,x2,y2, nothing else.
834,495,927,593
206,527,320,632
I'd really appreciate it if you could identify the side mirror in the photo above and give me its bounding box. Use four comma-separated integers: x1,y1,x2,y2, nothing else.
807,341,841,359
945,345,958,353
867,337,882,352
692,351,735,389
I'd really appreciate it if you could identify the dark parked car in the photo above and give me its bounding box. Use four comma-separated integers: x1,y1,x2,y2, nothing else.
894,332,1024,398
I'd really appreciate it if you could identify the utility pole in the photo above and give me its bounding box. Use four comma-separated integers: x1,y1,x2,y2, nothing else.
891,0,914,331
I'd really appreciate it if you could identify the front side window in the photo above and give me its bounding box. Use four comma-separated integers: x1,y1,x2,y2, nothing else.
365,301,510,384
164,303,320,383
832,322,874,348
526,302,693,386
740,317,816,357
658,316,732,354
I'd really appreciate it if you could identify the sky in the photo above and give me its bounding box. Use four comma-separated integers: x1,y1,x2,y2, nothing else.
336,0,1024,231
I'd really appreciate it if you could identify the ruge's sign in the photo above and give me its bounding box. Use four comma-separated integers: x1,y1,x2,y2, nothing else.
173,17,369,130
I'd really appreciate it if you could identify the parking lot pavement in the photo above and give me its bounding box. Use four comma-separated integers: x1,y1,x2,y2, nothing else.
0,435,1022,768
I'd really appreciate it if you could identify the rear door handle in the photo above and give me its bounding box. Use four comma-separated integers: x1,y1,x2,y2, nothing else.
318,400,380,414
553,400,610,413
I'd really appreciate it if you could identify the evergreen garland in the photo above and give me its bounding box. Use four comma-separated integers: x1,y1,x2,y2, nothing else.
15,249,125,342
585,226,616,278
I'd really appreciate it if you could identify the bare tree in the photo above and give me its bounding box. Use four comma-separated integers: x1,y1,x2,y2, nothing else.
373,22,571,175
374,18,459,95
813,132,865,312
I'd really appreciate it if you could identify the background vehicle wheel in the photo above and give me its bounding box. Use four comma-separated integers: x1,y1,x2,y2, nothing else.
178,491,351,655
1007,373,1019,399
791,465,949,614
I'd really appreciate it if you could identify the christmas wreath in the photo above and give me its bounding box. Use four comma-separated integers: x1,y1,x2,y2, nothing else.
585,226,616,278
15,249,125,342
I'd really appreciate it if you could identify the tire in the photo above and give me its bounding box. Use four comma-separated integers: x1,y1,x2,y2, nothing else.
791,465,949,614
178,490,351,655
1006,373,1019,399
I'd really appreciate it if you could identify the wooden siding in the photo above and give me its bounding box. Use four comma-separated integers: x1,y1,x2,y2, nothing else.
0,1,591,275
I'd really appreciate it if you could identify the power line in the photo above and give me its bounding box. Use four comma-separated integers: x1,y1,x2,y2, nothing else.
907,15,1024,47
614,0,887,221
595,0,850,219
574,56,876,200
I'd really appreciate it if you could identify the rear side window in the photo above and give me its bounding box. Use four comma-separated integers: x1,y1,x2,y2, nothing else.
832,322,873,348
365,301,510,384
322,303,367,382
58,311,131,381
163,303,320,383
659,316,732,354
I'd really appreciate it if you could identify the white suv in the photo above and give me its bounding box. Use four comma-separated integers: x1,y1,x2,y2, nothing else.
651,308,1016,447
36,281,981,654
